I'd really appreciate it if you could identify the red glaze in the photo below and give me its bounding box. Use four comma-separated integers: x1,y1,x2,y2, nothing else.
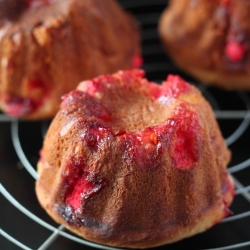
4,78,49,117
172,104,200,170
82,80,99,96
220,0,231,7
113,128,126,136
148,83,162,99
225,42,247,62
113,69,145,89
173,123,198,170
132,54,143,69
120,129,163,169
66,177,85,210
6,59,14,70
4,95,38,117
63,156,106,211
78,75,116,96
28,79,46,90
65,174,103,210
150,132,158,145
162,75,191,98
149,75,191,99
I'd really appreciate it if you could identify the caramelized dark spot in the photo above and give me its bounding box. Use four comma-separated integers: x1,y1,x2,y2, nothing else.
56,203,110,233
56,204,79,226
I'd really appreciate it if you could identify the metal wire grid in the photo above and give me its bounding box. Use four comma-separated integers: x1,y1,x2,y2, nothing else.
1,0,250,249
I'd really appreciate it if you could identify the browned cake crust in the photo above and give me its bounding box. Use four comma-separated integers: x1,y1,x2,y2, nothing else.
159,0,250,90
0,0,140,119
36,70,234,248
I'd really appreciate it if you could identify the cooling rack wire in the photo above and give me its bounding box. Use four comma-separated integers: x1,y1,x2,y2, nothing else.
1,0,250,249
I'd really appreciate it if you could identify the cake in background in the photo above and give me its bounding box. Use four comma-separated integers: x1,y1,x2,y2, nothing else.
159,0,250,90
0,0,141,119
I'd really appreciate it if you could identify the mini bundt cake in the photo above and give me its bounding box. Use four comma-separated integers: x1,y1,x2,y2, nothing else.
159,0,250,90
0,0,141,119
36,70,234,248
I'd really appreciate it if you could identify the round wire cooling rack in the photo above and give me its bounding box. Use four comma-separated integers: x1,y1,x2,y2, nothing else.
1,0,250,249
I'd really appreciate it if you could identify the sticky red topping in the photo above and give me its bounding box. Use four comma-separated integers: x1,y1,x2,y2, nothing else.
120,129,163,169
162,75,191,98
6,59,14,70
113,128,126,136
220,0,231,7
118,69,145,79
149,75,191,99
4,78,50,117
80,120,112,151
4,95,39,117
225,42,247,62
173,122,198,169
81,80,99,96
132,54,143,69
172,104,200,170
65,175,102,210
77,74,117,96
27,79,45,90
65,178,85,210
63,156,106,211
148,82,162,99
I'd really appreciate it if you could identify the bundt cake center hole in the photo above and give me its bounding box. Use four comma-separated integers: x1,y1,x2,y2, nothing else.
104,90,170,133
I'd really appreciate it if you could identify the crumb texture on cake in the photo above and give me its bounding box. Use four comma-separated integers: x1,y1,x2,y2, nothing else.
36,70,234,248
159,0,250,89
0,0,141,119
